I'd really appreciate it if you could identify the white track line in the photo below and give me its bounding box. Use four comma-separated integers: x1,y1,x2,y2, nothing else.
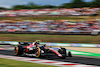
0,54,98,67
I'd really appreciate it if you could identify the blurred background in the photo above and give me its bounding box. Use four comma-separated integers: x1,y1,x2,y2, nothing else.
0,0,99,43
0,0,100,67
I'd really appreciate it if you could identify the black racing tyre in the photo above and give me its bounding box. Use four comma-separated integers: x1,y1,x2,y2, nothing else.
58,48,66,59
35,47,41,58
14,46,23,56
68,51,72,57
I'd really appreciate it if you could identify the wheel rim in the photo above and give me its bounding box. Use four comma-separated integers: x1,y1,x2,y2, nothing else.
15,46,18,55
35,47,40,58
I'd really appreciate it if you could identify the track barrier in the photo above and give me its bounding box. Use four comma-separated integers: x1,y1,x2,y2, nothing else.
0,41,100,48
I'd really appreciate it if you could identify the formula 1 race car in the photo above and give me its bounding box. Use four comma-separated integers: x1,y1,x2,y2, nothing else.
14,40,72,59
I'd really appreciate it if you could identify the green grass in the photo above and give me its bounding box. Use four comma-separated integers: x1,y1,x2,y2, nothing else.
0,34,100,44
0,16,92,21
70,50,100,57
0,58,56,67
0,16,100,21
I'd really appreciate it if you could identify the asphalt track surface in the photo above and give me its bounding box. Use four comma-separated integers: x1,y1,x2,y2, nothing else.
0,50,100,66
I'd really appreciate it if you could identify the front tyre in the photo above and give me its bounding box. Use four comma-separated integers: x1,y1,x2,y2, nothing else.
58,48,66,59
68,51,72,57
14,46,23,56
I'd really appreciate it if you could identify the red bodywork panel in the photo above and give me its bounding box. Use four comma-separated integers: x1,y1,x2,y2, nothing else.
24,42,35,48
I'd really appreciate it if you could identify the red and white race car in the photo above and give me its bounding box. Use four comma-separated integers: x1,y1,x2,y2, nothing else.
14,40,72,59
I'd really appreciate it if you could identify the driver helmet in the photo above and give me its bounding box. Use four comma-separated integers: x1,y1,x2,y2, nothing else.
35,40,41,45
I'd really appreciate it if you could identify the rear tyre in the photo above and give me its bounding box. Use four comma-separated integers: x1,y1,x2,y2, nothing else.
58,48,66,59
14,46,23,56
35,47,41,58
